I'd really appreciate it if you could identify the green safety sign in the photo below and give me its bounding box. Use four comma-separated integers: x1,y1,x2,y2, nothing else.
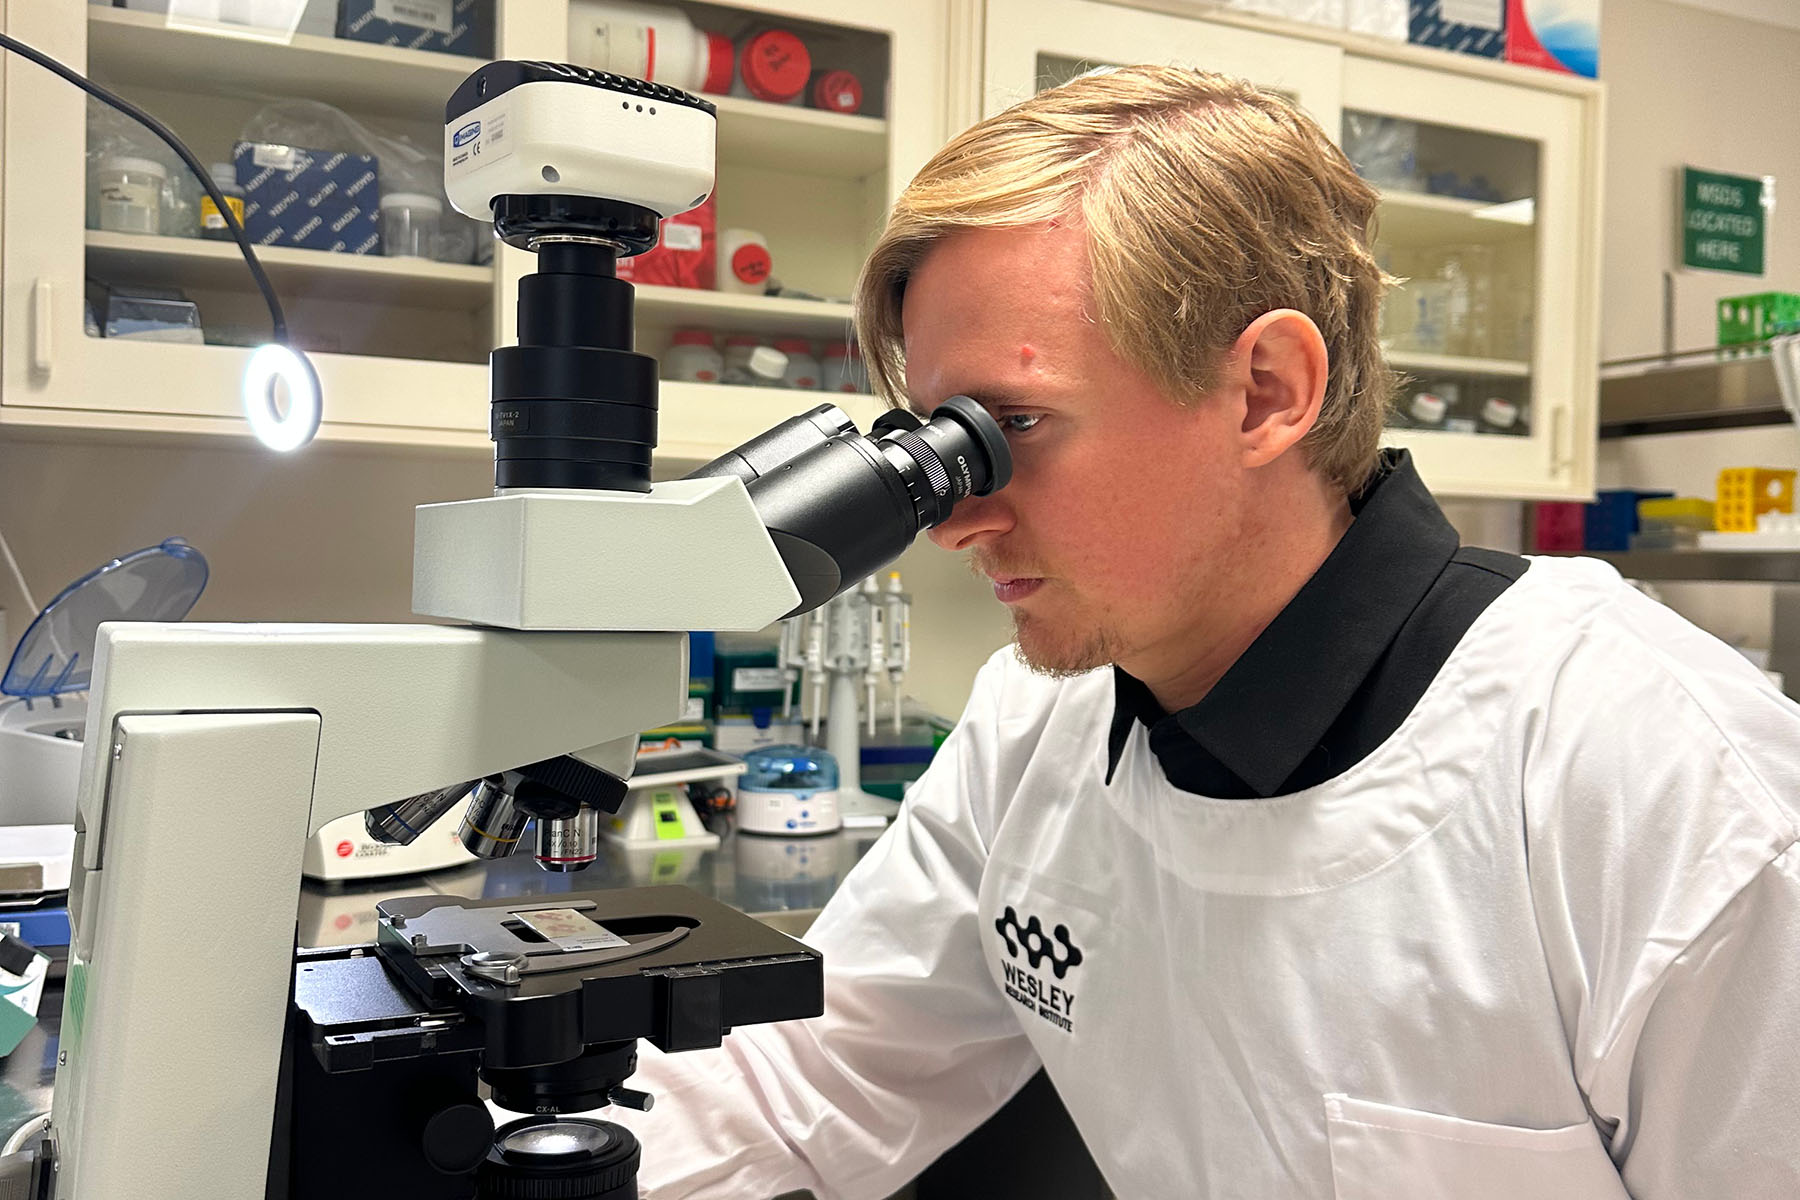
1682,167,1771,275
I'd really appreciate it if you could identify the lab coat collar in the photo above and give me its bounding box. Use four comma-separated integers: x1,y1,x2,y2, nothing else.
1105,448,1460,796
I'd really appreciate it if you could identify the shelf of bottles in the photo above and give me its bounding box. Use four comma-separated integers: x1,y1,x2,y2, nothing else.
1345,111,1540,439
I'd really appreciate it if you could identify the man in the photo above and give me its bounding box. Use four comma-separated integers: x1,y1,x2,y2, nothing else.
633,67,1800,1198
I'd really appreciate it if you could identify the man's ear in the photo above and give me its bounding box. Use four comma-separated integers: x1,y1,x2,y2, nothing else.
1227,309,1329,469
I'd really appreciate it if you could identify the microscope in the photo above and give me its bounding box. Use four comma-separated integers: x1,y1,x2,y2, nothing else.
26,63,1010,1200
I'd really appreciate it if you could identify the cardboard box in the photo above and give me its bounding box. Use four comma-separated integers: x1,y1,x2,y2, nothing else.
616,193,716,290
1408,0,1505,59
1505,0,1598,78
338,0,491,58
234,141,381,255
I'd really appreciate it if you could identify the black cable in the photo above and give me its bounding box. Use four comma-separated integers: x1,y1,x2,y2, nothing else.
0,30,289,343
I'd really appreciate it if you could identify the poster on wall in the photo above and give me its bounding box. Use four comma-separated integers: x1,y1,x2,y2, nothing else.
1680,167,1773,276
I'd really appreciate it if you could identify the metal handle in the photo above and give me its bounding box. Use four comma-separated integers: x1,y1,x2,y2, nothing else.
30,280,52,375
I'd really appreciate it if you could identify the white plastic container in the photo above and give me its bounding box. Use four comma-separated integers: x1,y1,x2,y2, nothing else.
663,328,724,383
774,338,821,389
717,228,772,294
821,341,867,394
96,155,166,235
745,345,789,387
1479,396,1521,434
567,0,735,94
1408,391,1448,429
380,192,442,259
720,340,788,387
721,334,759,378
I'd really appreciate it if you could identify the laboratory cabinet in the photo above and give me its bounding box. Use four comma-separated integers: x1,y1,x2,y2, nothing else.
976,0,1604,500
0,0,947,458
2,0,1601,495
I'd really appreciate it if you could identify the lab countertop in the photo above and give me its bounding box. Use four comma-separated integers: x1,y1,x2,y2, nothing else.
0,824,883,1146
298,824,884,947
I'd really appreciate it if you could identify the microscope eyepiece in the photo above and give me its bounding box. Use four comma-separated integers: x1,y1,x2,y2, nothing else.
686,397,1014,615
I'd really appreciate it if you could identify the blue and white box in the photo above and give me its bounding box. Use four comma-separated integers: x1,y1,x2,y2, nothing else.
1408,0,1506,59
233,141,382,256
338,0,491,58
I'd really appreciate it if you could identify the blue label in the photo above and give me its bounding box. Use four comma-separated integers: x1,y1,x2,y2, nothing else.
453,121,481,148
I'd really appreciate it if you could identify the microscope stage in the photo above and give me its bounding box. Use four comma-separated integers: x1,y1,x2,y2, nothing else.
293,885,822,1071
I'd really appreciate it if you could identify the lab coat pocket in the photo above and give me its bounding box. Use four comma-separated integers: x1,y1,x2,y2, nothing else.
1324,1094,1629,1200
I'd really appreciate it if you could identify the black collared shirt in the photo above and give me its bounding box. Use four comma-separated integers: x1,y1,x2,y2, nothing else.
1106,449,1527,799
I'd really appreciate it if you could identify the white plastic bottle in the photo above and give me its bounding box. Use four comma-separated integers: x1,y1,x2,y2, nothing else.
720,345,788,387
663,328,723,383
717,229,772,295
95,155,166,235
567,1,735,94
720,334,759,383
774,338,821,389
1408,391,1448,430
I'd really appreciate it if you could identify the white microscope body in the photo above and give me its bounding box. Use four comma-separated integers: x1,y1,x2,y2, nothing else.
48,481,801,1200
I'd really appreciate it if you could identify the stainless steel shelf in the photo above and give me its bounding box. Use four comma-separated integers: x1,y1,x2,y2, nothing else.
1550,550,1800,582
1599,351,1786,437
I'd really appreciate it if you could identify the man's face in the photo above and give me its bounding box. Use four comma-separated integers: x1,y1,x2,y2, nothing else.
904,222,1253,677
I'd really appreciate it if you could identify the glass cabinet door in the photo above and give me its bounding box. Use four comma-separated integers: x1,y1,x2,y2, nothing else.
983,0,1343,130
1343,55,1596,499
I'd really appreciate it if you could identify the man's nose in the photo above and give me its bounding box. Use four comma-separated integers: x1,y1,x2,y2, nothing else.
929,491,1014,552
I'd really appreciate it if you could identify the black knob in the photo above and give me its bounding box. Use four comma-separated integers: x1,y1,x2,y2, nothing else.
421,1102,494,1176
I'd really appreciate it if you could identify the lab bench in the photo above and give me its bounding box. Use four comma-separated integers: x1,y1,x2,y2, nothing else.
0,824,1105,1198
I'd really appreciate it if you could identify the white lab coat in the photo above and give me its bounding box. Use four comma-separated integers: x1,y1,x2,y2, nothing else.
630,556,1800,1198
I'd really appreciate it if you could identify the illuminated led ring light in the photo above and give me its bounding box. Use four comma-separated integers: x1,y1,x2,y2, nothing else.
243,343,322,452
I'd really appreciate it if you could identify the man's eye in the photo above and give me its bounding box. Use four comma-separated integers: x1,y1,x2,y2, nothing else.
1000,413,1043,434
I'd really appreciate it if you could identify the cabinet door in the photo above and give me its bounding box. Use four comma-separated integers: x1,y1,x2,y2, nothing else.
982,0,1342,132
2,1,101,422
1344,55,1599,499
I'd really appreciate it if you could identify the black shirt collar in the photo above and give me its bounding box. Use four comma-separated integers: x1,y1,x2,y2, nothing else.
1104,449,1460,796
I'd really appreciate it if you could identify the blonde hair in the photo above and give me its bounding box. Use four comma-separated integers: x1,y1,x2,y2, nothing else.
854,66,1394,496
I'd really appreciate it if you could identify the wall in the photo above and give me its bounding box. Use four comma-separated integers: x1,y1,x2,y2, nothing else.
0,431,1006,719
1599,0,1800,361
1592,0,1800,651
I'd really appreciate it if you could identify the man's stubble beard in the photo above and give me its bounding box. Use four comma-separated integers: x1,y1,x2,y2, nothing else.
1010,604,1126,679
964,551,1125,678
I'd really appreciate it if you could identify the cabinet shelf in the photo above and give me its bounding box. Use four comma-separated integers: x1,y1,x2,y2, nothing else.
85,9,889,181
711,95,888,181
0,337,882,460
1377,190,1537,246
633,285,854,338
85,231,494,310
656,380,885,462
1599,350,1789,437
1388,350,1531,378
86,7,479,120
